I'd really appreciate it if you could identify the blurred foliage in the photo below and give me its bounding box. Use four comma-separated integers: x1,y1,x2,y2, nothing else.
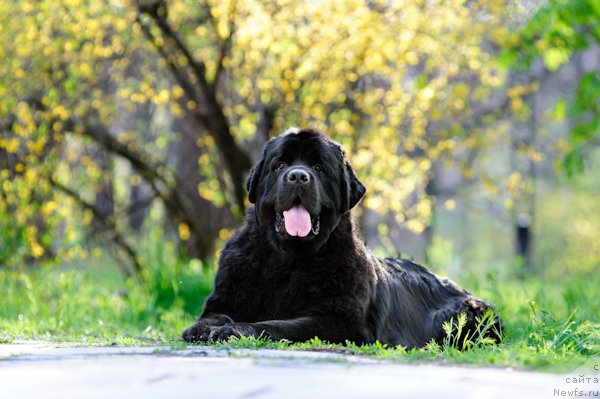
534,152,600,277
500,0,600,175
431,157,600,278
0,0,532,266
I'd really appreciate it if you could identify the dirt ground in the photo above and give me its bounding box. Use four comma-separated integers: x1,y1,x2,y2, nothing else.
1,341,595,399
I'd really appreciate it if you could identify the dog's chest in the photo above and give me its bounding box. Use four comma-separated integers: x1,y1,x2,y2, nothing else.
255,258,335,318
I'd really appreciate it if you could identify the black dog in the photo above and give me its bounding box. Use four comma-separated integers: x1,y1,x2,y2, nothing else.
182,128,501,348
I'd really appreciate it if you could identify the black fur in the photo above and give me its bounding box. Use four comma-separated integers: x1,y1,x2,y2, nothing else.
182,128,501,348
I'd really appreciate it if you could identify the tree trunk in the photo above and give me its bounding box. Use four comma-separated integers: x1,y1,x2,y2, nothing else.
171,115,236,259
91,149,115,235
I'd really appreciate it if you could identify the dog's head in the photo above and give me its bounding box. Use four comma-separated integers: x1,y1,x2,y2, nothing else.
246,127,365,251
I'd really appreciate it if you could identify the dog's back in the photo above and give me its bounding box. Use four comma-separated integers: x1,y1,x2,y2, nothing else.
367,258,501,349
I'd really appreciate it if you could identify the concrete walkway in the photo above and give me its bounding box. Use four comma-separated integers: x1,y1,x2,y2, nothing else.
0,341,595,399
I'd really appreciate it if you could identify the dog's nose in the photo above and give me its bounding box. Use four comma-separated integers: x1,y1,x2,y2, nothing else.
287,168,311,184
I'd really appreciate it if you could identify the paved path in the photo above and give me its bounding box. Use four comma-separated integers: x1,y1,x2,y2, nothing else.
0,342,596,399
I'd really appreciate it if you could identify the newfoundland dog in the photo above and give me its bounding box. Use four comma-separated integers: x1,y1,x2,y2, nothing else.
182,127,501,348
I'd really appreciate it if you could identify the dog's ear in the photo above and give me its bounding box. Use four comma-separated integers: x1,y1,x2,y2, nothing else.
246,159,264,204
337,145,366,213
246,140,276,203
343,161,366,213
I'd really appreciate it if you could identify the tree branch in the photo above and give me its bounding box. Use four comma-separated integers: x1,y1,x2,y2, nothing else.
69,118,218,253
64,116,180,211
135,13,200,105
49,177,143,278
137,0,213,96
135,1,252,213
215,2,237,84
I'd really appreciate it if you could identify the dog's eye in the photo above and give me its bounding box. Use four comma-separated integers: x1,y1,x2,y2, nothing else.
314,164,324,173
276,162,286,171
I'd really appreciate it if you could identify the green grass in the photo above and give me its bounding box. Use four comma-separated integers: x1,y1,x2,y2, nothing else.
0,258,213,345
0,259,598,372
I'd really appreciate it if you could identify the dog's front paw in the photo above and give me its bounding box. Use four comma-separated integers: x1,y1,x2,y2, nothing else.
209,323,257,342
182,322,214,342
182,315,234,342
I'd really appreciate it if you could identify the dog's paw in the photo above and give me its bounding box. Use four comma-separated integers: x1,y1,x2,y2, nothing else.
209,323,257,342
182,322,213,342
182,315,234,342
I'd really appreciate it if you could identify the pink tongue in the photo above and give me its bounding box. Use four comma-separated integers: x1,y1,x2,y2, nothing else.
282,205,312,237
